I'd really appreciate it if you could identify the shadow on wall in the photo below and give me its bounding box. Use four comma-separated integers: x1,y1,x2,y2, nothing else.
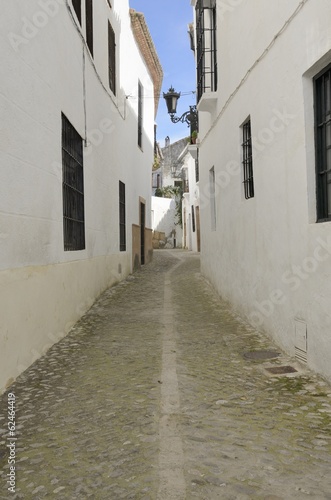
151,196,182,249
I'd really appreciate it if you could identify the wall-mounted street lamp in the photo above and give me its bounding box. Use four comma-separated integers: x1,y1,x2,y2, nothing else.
163,87,198,139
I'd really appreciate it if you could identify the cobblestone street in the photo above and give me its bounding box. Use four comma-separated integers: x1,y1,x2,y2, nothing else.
1,250,331,499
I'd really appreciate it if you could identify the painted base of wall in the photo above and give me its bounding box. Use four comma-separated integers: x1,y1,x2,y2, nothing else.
0,253,131,394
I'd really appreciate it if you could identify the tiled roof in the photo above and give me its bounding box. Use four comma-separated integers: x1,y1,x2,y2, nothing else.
130,9,163,118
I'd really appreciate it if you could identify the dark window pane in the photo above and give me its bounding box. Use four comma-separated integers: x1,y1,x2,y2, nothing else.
108,22,116,94
315,65,331,220
242,119,254,199
62,114,85,251
86,0,93,56
119,181,126,251
138,81,143,148
192,205,196,233
72,0,81,24
196,0,217,102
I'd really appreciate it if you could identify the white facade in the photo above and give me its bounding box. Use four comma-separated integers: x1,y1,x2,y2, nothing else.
194,0,331,381
151,196,181,247
182,147,200,252
0,0,160,392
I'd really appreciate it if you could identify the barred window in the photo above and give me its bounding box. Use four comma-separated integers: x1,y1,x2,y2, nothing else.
315,64,331,221
138,81,143,148
192,205,196,233
196,0,217,102
72,0,81,24
242,119,254,199
108,22,116,94
85,0,93,56
195,148,200,183
119,181,126,251
62,114,85,251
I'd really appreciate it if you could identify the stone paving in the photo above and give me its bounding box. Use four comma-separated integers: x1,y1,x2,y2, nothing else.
0,250,331,500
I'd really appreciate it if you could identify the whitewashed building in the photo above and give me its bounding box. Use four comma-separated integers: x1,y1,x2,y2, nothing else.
0,0,162,392
151,137,189,247
192,0,331,381
182,145,200,252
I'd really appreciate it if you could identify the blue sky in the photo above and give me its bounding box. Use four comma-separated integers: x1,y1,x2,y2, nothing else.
129,0,196,147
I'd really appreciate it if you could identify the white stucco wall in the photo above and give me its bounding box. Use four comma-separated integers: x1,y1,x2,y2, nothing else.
182,151,200,252
198,0,331,381
0,0,156,392
152,196,182,247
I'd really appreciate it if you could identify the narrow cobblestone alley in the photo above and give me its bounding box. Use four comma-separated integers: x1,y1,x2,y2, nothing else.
1,251,331,500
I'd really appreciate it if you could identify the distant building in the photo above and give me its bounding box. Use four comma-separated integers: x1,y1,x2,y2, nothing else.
0,1,162,392
192,0,331,381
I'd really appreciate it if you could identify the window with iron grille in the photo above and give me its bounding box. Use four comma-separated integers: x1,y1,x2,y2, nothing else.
85,0,93,56
242,119,254,199
195,148,200,183
192,205,196,233
108,21,116,95
138,81,143,148
315,64,331,221
196,0,217,102
119,181,126,251
62,114,85,251
72,0,81,24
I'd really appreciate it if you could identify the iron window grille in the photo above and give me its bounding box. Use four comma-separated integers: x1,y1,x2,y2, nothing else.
72,0,81,24
62,114,85,251
315,64,331,221
138,81,143,148
140,202,145,265
119,181,126,251
108,22,116,95
192,205,196,233
85,0,93,56
196,0,218,102
195,148,200,183
242,119,254,199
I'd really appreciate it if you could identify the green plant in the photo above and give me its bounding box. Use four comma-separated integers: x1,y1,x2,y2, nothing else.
191,130,198,144
153,155,160,170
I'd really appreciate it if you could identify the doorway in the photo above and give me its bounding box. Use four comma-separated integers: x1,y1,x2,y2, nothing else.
195,206,201,252
140,202,145,265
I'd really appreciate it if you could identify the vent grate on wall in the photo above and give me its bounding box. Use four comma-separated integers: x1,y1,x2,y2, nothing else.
294,319,307,364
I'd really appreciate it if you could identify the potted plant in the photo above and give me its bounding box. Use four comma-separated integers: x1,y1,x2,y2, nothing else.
191,130,198,144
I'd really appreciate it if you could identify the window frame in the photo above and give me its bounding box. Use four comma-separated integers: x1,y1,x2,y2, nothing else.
314,63,331,222
119,181,126,252
242,118,254,200
85,0,93,57
196,0,218,102
108,21,116,95
192,205,196,233
62,114,85,252
72,0,81,24
138,81,143,149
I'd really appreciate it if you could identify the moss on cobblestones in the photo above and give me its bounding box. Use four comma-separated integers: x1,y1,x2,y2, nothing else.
0,251,330,499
